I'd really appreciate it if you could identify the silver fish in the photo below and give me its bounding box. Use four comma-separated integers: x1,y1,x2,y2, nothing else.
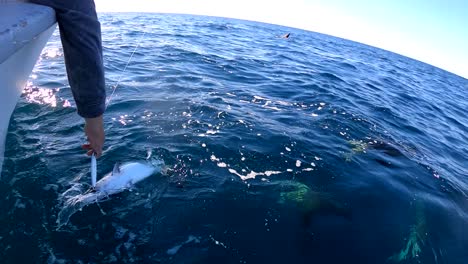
57,159,163,228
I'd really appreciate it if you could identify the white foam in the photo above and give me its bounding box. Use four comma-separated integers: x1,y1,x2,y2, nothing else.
253,95,267,100
264,171,280,176
276,100,291,106
228,168,281,180
263,105,281,111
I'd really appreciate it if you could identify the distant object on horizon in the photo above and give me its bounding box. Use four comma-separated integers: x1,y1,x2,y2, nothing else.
282,33,290,39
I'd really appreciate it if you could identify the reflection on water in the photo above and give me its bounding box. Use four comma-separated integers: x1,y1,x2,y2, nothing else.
22,82,58,107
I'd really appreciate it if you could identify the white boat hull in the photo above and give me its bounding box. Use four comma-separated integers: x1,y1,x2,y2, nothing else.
0,3,56,174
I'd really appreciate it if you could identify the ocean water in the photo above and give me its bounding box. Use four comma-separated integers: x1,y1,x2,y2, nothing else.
1,13,467,263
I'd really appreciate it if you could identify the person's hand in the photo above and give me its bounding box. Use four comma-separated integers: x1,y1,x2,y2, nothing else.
82,115,105,158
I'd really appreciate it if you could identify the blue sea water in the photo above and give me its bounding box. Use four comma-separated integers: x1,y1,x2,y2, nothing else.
1,13,467,263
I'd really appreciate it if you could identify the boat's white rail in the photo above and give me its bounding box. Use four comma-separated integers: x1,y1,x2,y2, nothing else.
0,2,56,174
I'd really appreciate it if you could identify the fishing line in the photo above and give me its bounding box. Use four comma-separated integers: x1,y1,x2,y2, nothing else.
106,30,147,107
91,30,147,187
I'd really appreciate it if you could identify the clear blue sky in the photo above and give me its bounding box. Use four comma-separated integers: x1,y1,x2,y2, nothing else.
95,0,468,78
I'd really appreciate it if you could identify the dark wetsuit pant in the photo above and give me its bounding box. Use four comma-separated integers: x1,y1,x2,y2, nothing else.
29,0,105,118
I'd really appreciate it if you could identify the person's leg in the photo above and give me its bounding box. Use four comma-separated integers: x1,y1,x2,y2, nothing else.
30,0,106,118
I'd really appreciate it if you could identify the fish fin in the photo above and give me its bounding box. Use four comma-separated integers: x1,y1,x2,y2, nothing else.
146,149,152,160
112,163,121,176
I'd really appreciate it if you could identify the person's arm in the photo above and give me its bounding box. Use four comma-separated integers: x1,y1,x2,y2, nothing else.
30,0,106,156
61,2,106,157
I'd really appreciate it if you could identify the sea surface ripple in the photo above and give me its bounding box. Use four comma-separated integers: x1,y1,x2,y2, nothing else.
1,13,467,263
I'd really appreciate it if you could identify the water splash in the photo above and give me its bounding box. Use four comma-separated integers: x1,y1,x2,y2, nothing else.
55,181,106,229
